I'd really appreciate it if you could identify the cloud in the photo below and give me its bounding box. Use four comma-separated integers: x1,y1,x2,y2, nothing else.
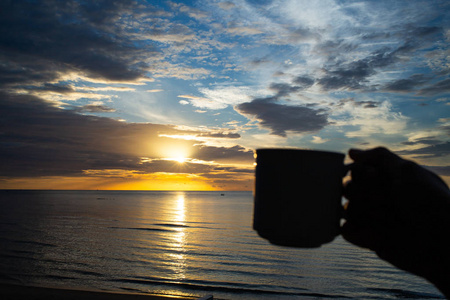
76,86,136,92
383,74,430,93
335,98,380,109
417,78,450,96
269,82,305,97
179,86,254,110
396,142,450,158
159,130,241,140
311,136,329,144
314,24,443,92
0,1,154,90
218,1,236,10
150,62,210,80
197,132,241,139
279,0,348,30
136,25,196,43
236,97,329,137
233,76,329,137
74,104,116,113
331,100,408,139
0,92,253,178
318,48,400,91
293,76,315,88
178,95,223,109
225,25,264,36
170,2,209,20
194,145,253,163
401,137,442,146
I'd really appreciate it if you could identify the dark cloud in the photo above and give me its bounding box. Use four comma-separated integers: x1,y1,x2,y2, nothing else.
336,98,380,108
236,97,329,137
0,0,155,90
396,142,450,158
74,104,116,113
195,145,254,163
417,78,450,96
358,101,378,108
0,92,252,178
30,84,76,94
0,92,158,177
318,48,397,90
293,76,315,88
212,166,254,173
268,76,314,97
317,26,443,92
235,75,326,137
269,83,303,97
197,132,241,139
249,57,271,66
313,40,357,62
401,137,442,146
384,74,429,93
440,124,450,135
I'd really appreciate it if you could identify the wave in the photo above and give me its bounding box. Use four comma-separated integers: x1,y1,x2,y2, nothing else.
0,237,56,248
153,223,219,230
111,277,351,298
108,226,177,233
70,269,106,277
107,222,219,233
153,223,190,228
43,274,78,281
367,288,445,299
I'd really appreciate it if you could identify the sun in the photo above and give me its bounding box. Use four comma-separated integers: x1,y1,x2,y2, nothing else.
159,144,191,164
173,156,187,164
166,149,189,164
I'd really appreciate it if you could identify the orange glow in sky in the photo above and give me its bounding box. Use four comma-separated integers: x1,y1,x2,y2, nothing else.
0,169,254,191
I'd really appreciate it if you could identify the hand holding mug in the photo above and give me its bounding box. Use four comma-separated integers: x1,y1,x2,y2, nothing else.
342,147,450,297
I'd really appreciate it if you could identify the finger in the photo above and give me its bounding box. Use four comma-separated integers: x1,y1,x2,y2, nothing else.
349,162,379,184
346,165,386,198
343,181,373,203
343,180,359,201
341,221,384,251
349,147,399,165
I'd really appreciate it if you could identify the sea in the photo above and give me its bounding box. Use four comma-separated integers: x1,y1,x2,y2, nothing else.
0,190,444,299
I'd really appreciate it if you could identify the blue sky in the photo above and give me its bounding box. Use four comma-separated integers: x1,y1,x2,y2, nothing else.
0,0,449,190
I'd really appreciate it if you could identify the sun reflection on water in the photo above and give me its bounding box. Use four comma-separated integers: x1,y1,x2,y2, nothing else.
166,192,187,280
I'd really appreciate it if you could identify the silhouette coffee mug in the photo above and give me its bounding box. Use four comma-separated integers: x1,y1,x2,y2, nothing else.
253,149,345,247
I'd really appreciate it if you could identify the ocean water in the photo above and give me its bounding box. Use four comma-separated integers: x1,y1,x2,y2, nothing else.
0,190,444,299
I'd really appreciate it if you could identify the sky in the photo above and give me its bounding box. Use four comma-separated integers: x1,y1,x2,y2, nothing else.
0,0,449,190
